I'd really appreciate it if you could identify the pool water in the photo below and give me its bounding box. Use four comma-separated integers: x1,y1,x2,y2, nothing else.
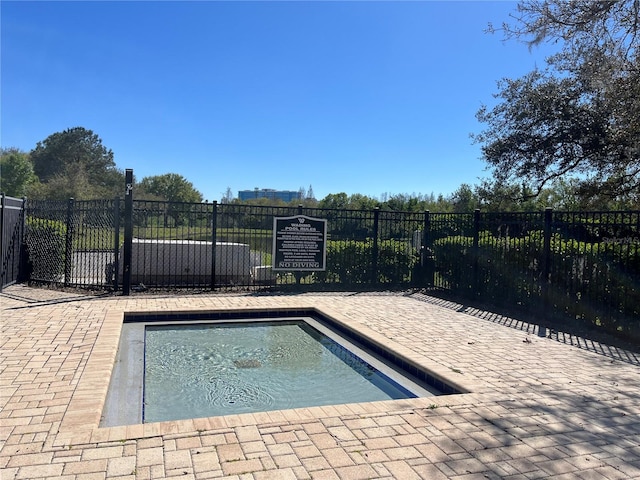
143,321,418,422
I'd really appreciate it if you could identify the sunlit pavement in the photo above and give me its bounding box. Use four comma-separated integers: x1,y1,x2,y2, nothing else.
1,285,639,479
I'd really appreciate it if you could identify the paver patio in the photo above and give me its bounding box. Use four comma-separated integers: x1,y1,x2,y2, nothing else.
1,284,639,479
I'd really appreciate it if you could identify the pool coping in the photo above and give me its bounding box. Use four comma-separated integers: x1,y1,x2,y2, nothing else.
55,305,482,447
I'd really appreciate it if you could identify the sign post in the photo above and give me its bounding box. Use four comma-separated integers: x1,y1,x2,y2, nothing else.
273,215,327,274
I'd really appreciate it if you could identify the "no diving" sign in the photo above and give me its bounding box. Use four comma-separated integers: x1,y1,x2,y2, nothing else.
272,215,327,271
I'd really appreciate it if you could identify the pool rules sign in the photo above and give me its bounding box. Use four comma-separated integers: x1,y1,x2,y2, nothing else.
273,215,327,271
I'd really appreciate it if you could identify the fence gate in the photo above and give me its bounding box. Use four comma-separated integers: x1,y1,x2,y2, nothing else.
25,198,121,289
1,194,26,290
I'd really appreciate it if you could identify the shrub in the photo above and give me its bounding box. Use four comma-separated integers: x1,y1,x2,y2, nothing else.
314,239,416,284
25,217,66,281
432,233,640,339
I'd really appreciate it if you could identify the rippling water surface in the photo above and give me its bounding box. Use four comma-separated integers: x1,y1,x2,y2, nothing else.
143,321,414,423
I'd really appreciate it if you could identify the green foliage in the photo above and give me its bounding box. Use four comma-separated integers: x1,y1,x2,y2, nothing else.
432,231,640,337
475,180,548,212
30,127,123,199
318,193,350,210
478,0,640,206
377,239,418,283
317,192,379,211
450,184,479,213
547,235,640,332
314,239,417,284
138,174,203,203
431,236,474,290
0,148,38,197
25,218,66,281
137,174,204,226
314,240,372,284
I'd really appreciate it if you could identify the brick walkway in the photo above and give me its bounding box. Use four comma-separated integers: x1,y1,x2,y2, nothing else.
1,285,639,479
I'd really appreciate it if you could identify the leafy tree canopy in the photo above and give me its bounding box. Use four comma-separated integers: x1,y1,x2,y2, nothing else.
477,0,639,207
0,148,39,198
138,173,203,203
29,127,123,199
318,192,379,210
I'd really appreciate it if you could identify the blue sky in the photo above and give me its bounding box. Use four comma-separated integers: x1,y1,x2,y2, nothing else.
1,1,555,202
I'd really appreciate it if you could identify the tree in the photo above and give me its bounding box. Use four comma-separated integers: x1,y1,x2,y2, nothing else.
347,193,378,210
29,127,123,199
449,184,479,213
475,179,545,212
138,173,203,203
318,192,349,210
318,192,378,210
306,184,315,200
0,148,38,197
221,187,234,203
492,0,639,62
382,192,442,212
477,0,640,207
138,173,203,227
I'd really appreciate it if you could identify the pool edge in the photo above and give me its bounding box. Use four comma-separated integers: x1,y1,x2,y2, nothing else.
56,305,481,446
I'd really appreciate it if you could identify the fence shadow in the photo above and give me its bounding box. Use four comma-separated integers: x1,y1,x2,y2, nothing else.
408,289,640,366
0,284,112,309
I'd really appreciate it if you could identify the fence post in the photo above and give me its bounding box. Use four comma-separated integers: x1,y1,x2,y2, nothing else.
472,209,480,297
64,198,75,287
113,197,120,291
210,201,218,290
122,169,134,296
540,207,553,336
372,207,380,285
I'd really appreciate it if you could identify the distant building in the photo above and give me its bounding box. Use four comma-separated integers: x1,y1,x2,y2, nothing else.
238,188,302,203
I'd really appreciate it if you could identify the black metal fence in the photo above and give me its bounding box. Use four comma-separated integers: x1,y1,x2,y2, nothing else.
6,197,640,341
124,201,425,289
25,198,119,288
430,209,640,338
1,194,26,290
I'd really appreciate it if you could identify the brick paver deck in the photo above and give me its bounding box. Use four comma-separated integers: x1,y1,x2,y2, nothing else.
1,285,639,479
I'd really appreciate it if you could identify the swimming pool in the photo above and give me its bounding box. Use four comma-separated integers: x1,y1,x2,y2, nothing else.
101,311,457,427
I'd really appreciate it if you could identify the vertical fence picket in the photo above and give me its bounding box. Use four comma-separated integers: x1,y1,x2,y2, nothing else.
64,198,74,287
472,209,480,298
542,207,553,319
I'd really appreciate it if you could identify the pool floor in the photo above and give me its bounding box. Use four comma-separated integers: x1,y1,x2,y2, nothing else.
101,316,440,427
145,321,422,422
